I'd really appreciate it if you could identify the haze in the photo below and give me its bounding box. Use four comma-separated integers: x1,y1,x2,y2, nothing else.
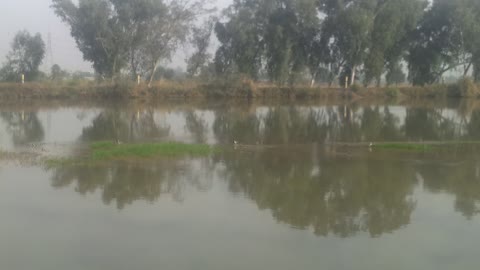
0,0,232,73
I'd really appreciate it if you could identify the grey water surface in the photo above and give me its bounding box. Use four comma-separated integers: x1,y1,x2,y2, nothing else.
1,100,480,270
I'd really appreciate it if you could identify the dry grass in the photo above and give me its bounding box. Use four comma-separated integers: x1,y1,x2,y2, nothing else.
0,77,479,101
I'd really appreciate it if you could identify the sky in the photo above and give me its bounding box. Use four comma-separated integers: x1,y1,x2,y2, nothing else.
0,0,232,73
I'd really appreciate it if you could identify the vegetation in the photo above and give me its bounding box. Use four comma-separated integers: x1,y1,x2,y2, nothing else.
90,141,214,160
44,141,214,168
51,0,211,85
0,31,46,82
2,0,480,98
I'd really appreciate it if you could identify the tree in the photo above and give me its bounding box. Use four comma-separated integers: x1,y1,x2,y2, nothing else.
0,31,45,82
52,0,128,80
187,17,216,77
386,62,406,86
214,0,266,80
319,0,375,86
52,0,207,84
264,0,320,85
408,0,480,85
50,64,69,81
214,0,320,85
139,0,209,86
52,0,142,80
364,0,427,86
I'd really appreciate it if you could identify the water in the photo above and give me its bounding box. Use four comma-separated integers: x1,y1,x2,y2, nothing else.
1,100,480,269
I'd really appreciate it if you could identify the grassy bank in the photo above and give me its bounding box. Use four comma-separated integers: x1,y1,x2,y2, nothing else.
0,77,479,101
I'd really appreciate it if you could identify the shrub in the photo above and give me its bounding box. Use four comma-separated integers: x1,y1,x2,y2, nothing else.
385,87,399,99
350,83,364,93
448,77,478,98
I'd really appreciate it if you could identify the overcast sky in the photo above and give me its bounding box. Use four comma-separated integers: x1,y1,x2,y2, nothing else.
0,0,232,73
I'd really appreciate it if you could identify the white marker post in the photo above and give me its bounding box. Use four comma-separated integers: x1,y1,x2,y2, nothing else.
21,74,25,84
345,76,349,89
137,75,141,85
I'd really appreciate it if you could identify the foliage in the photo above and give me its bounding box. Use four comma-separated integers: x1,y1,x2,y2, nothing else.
0,31,45,82
187,17,216,77
50,64,70,81
408,0,480,85
386,62,406,86
385,87,400,99
448,77,479,98
52,0,208,84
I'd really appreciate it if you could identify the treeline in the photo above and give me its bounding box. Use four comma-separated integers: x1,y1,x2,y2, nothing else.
214,0,480,86
2,0,480,88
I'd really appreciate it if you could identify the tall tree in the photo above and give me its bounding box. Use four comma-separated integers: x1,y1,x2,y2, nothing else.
319,0,375,86
408,0,480,85
52,0,130,80
187,17,216,77
52,0,207,84
215,0,320,85
0,31,45,82
364,0,427,86
139,0,208,86
214,0,267,79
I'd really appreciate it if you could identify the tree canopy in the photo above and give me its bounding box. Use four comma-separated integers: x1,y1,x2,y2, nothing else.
45,0,480,86
52,0,208,85
0,31,46,82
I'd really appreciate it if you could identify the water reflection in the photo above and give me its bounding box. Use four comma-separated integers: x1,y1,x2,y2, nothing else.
210,105,469,145
0,112,44,146
3,102,480,237
81,108,170,143
49,159,215,209
216,148,417,237
419,159,480,219
46,142,480,237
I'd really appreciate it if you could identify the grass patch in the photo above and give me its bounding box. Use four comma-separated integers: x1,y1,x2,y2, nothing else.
90,141,214,160
43,157,82,168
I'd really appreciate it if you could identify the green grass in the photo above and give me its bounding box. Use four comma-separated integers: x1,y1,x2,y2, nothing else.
43,157,81,168
90,141,214,160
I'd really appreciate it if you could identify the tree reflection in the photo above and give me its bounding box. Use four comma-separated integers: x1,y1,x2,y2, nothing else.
418,155,480,219
215,147,416,237
0,111,44,146
81,108,170,143
49,159,215,209
184,110,208,143
44,103,480,237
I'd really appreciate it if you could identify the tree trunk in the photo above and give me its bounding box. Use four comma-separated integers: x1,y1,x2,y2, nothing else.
148,62,158,88
464,61,473,77
112,57,117,83
310,71,317,88
350,66,356,86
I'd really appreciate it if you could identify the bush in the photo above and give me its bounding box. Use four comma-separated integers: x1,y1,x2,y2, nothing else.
448,77,478,98
385,87,399,98
350,83,364,93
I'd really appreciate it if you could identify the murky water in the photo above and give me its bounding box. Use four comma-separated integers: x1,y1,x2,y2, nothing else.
2,100,480,270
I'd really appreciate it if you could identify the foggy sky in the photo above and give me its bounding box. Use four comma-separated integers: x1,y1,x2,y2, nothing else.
0,0,232,73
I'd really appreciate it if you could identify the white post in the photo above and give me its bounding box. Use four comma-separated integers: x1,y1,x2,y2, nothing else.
345,76,349,89
137,75,141,85
21,74,25,84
